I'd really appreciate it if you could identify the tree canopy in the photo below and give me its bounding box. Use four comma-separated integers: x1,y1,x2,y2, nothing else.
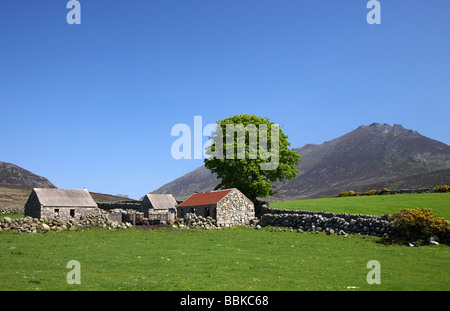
204,114,301,202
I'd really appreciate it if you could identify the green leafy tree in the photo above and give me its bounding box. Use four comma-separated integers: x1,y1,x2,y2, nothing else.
204,114,301,202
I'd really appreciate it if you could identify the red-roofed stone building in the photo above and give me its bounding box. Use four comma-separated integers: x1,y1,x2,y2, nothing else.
178,188,255,227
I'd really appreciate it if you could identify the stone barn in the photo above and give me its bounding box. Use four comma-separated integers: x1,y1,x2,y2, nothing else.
178,188,254,227
140,194,177,223
24,188,100,221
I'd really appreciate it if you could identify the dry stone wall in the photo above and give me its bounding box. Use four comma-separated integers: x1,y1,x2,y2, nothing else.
259,205,393,237
40,207,101,221
0,213,132,234
174,212,259,230
97,200,142,211
182,213,218,229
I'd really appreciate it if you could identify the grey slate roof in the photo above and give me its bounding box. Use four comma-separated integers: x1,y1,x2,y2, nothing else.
33,188,98,208
144,194,177,210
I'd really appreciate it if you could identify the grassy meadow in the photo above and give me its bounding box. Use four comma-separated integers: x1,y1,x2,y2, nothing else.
271,192,450,220
0,192,449,291
1,227,449,291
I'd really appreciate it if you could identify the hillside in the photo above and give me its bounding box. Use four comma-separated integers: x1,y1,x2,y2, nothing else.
0,184,134,211
0,184,34,210
0,162,55,188
153,165,219,201
0,161,135,210
270,192,450,220
151,123,450,201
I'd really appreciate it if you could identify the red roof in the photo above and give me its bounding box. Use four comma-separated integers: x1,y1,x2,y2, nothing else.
178,189,233,207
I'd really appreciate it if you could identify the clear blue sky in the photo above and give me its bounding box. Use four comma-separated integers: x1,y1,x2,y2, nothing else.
1,1,449,199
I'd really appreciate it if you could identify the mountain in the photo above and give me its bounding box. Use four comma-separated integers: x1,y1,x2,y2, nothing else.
115,194,130,199
151,123,450,201
0,162,55,210
0,162,135,211
272,123,450,200
153,165,219,201
0,184,136,211
0,162,56,188
359,168,450,191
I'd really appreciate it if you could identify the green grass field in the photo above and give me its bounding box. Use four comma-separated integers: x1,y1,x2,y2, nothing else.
0,227,449,291
0,193,449,291
271,193,450,220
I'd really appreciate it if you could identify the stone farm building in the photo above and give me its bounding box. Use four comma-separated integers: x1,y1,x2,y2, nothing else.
140,194,177,223
24,188,100,221
178,188,254,227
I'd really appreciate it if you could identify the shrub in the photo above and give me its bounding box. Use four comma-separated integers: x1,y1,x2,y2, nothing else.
365,189,377,196
338,190,356,197
380,187,390,195
432,185,449,193
390,208,450,243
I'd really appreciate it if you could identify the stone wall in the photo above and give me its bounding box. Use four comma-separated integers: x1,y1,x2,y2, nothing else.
23,191,40,219
259,205,393,237
174,213,259,230
383,188,434,194
0,207,23,214
260,205,390,221
107,211,123,223
216,189,255,227
41,207,101,221
97,200,142,211
0,213,132,234
108,209,145,224
183,213,218,229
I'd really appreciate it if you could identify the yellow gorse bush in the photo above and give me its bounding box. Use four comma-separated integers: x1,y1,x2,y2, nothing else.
432,185,449,193
391,208,450,242
338,190,356,197
338,191,349,197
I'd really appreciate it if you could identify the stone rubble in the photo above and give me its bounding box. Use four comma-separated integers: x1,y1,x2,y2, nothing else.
0,213,131,234
172,213,258,230
180,213,219,229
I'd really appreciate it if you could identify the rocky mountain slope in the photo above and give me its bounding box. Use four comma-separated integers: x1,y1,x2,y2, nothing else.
151,123,450,201
0,162,55,188
0,162,132,210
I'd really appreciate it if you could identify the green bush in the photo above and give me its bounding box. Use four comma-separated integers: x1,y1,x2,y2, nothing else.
390,208,450,243
380,187,390,195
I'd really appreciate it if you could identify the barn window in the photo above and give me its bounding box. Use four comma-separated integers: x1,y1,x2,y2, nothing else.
70,209,75,217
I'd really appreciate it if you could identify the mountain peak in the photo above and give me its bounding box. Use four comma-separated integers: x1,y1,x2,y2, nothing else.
358,123,420,136
152,122,450,201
